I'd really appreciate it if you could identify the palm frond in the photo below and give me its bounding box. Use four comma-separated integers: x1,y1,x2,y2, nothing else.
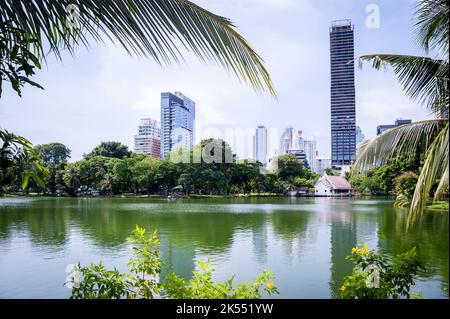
414,0,449,54
433,163,449,201
0,0,276,96
357,55,448,116
351,120,447,174
407,123,448,228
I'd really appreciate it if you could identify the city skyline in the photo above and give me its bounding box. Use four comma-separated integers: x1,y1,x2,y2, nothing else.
0,0,433,161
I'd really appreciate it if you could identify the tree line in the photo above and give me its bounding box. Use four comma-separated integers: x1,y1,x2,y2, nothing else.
0,137,320,197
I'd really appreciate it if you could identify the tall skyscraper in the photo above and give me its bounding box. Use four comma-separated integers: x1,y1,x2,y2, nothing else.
255,126,268,165
134,118,161,157
160,91,196,158
330,20,356,167
279,127,293,155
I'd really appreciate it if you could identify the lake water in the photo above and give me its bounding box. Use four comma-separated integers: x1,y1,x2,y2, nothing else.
0,197,448,299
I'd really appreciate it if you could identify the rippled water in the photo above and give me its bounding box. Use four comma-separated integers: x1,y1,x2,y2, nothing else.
0,197,448,298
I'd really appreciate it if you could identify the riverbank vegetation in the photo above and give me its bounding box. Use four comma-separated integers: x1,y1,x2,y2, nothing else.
339,244,421,299
352,0,449,226
0,139,319,197
67,226,279,299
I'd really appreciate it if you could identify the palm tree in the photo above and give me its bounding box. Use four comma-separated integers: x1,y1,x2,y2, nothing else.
352,0,449,228
0,0,276,97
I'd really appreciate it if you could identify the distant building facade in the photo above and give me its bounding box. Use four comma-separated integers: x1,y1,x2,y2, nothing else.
160,91,196,158
330,20,356,167
279,127,293,155
376,119,412,135
134,118,161,157
255,126,268,165
315,157,332,175
355,126,365,146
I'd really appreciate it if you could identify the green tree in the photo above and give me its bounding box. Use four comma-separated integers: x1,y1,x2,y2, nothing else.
353,0,449,227
35,143,71,194
62,163,81,196
395,171,420,200
86,142,132,159
77,156,117,193
131,156,160,194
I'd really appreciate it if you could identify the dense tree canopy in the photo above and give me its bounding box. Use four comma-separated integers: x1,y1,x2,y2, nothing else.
85,142,132,159
1,139,319,197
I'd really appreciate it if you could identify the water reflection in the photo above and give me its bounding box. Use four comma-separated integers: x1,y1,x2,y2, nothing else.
0,197,447,298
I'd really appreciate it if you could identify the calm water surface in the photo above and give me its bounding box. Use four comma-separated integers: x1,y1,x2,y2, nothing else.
0,197,448,298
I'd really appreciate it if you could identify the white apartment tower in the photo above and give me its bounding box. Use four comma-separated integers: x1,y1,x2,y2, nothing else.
134,118,161,157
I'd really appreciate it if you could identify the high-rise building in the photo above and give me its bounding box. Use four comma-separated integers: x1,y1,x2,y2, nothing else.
315,157,332,175
330,20,356,167
376,119,412,135
355,126,365,145
279,127,293,155
160,91,196,158
303,138,317,172
134,118,161,157
255,126,268,165
293,130,305,152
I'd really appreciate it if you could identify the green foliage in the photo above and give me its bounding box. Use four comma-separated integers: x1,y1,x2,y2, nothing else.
350,157,420,195
3,138,320,196
86,142,132,159
0,0,276,99
354,0,448,226
0,21,43,98
340,244,421,299
164,260,278,299
67,226,278,299
394,171,419,199
0,129,47,193
35,143,71,194
325,168,339,176
276,154,305,181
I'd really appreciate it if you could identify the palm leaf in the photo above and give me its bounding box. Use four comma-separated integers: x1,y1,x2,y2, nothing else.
433,162,448,201
357,55,448,116
351,120,447,173
414,0,449,54
0,0,276,96
407,122,448,228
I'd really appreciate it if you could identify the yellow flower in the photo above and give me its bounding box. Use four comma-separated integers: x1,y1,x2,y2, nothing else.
266,281,274,289
363,243,369,249
352,247,358,253
340,285,347,292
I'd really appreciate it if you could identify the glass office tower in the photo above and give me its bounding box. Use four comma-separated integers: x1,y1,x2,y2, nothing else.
160,91,196,158
330,20,356,167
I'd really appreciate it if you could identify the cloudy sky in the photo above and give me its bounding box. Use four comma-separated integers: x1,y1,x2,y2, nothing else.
0,0,435,161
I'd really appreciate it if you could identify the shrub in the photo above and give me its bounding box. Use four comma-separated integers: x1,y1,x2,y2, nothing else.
65,226,278,299
340,244,421,299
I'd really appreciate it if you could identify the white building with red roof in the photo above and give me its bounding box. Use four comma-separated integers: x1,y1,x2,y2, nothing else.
314,173,353,197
